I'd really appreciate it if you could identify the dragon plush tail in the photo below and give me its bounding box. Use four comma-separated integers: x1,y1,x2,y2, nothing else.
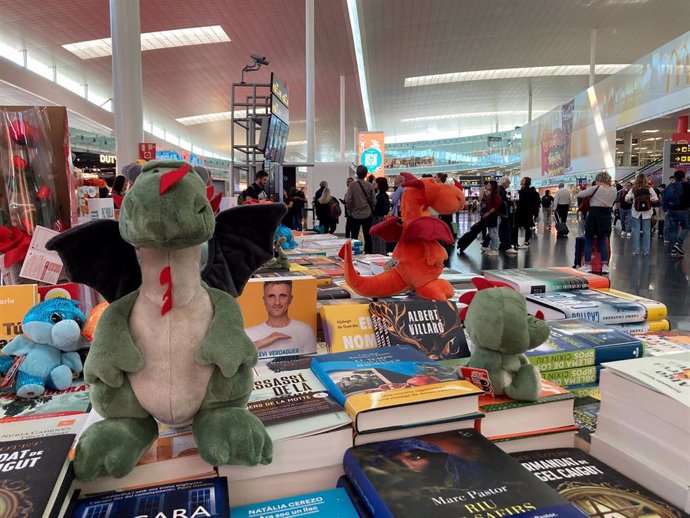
339,241,408,298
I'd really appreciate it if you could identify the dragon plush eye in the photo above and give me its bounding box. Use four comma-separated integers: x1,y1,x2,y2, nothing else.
50,313,63,324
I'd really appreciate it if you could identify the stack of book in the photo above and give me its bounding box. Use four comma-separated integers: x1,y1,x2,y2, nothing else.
525,288,670,334
524,319,644,389
590,352,690,512
354,254,391,275
483,267,610,294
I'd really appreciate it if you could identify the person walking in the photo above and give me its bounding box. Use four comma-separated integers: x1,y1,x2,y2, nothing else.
511,177,541,250
616,181,633,237
344,165,376,253
498,177,515,254
625,173,658,256
372,176,391,254
481,181,502,256
554,182,571,229
291,187,306,231
317,184,338,234
541,189,554,230
662,169,690,257
577,172,617,274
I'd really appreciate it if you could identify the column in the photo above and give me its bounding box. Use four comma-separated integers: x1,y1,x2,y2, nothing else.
622,131,633,167
340,75,346,162
528,81,533,122
306,0,315,163
110,0,144,171
589,28,597,87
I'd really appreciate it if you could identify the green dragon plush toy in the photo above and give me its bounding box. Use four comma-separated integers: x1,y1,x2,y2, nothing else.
47,161,286,480
459,278,550,402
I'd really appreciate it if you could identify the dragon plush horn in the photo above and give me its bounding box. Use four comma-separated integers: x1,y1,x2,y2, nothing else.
400,172,425,189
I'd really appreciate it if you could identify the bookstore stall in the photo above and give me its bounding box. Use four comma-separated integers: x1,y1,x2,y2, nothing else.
0,105,689,518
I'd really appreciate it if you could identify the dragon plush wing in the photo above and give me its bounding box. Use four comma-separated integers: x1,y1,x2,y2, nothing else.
202,203,287,297
46,220,142,303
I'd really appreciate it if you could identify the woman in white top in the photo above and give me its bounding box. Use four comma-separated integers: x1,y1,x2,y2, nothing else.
577,172,617,274
625,173,658,256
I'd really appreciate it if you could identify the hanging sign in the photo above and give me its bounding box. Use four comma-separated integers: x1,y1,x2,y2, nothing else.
358,131,385,177
138,143,157,161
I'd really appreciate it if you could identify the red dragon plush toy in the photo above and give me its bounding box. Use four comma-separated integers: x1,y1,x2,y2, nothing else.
340,173,465,300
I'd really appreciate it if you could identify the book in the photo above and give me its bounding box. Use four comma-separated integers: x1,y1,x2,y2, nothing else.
593,288,668,321
0,382,91,422
0,413,88,441
369,299,470,360
483,267,609,295
540,365,598,387
232,488,361,517
237,276,319,358
321,303,377,352
525,319,644,372
479,379,576,438
0,434,75,518
491,424,579,454
609,319,671,334
572,396,600,446
566,383,600,399
249,356,351,441
337,476,373,518
526,290,648,324
70,477,229,518
512,448,688,517
343,429,588,518
310,345,482,433
353,413,481,446
0,283,39,350
641,331,690,356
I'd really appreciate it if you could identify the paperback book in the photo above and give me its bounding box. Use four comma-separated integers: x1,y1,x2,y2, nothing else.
483,268,609,295
70,477,229,518
525,319,644,372
232,488,361,518
540,365,598,388
0,382,91,421
593,288,668,321
0,283,39,350
512,448,688,518
369,299,470,359
321,303,377,352
344,429,588,518
525,290,649,324
609,319,670,334
310,345,482,433
641,331,690,356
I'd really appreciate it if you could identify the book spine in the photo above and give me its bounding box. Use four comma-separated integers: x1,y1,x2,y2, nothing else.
593,342,644,364
310,359,347,406
343,450,394,518
568,383,600,398
528,349,595,372
540,365,597,387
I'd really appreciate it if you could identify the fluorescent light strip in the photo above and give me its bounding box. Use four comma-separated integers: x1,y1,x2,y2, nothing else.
641,129,659,133
175,108,267,125
63,25,230,59
346,0,373,130
404,64,632,87
287,140,308,146
401,110,547,123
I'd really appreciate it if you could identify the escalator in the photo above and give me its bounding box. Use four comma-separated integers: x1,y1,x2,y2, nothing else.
619,157,664,185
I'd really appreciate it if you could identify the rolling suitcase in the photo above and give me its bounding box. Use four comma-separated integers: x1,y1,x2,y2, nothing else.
555,212,569,237
457,219,484,253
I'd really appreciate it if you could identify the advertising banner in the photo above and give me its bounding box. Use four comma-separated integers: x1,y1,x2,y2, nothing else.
358,131,385,177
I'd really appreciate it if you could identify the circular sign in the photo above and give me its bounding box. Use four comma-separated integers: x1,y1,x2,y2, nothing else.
360,148,383,173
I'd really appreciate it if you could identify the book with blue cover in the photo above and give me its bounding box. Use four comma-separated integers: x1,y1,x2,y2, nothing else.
232,488,360,517
525,319,644,372
525,289,649,324
69,477,228,518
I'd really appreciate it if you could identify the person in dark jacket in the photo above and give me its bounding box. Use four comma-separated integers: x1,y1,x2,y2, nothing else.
511,177,541,250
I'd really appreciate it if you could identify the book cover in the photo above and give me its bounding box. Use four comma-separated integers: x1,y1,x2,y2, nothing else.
0,434,74,518
0,283,39,350
641,331,690,356
541,365,598,387
483,268,607,295
512,448,688,517
338,476,373,518
37,282,81,302
572,396,600,444
602,352,690,406
609,319,670,335
321,303,377,352
344,429,587,518
479,379,575,414
232,487,361,517
70,477,229,518
0,382,90,421
237,276,318,358
526,319,643,372
249,357,351,441
526,290,648,324
369,299,470,360
593,288,668,321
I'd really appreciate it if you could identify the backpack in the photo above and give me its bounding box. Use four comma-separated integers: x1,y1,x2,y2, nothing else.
237,189,247,205
329,198,342,219
664,182,688,210
633,188,652,212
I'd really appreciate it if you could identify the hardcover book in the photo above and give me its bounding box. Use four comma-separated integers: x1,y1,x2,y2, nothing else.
525,319,644,372
540,365,598,388
483,268,609,295
369,299,470,360
321,303,377,352
0,283,39,350
70,477,229,518
249,356,351,441
512,448,687,518
337,476,373,518
526,290,649,324
232,488,361,517
0,433,75,518
343,429,588,518
593,288,668,321
609,319,670,334
310,345,482,433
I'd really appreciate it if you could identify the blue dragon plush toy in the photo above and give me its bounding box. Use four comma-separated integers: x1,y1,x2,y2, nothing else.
0,298,86,398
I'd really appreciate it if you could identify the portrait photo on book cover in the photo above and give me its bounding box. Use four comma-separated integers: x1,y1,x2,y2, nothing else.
239,279,318,359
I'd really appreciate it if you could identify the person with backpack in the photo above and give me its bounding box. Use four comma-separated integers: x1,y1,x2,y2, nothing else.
577,171,617,274
616,181,633,237
510,177,541,250
541,189,554,230
625,173,658,256
344,165,376,253
662,169,690,257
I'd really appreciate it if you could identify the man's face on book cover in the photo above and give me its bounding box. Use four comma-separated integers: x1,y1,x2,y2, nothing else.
263,283,293,318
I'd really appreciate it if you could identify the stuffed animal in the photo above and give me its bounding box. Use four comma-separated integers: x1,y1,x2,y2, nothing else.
459,278,549,401
46,160,286,481
340,173,465,300
0,298,86,398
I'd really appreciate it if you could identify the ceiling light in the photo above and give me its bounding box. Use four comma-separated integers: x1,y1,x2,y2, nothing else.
643,137,662,141
404,64,632,87
287,140,307,146
641,129,659,134
63,25,230,59
401,110,547,123
175,108,266,125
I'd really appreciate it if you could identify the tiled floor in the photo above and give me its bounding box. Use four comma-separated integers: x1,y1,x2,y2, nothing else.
450,213,690,330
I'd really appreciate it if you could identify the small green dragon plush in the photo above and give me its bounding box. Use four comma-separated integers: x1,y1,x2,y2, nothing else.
460,278,550,402
47,161,285,480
